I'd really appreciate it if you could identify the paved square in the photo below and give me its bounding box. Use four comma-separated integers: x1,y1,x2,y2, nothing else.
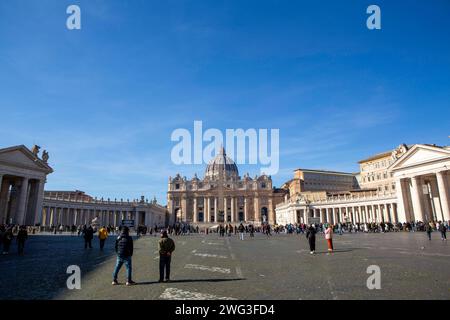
1,232,449,300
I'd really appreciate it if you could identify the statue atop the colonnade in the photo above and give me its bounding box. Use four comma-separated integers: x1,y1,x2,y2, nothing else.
42,150,49,163
31,145,41,156
391,144,408,160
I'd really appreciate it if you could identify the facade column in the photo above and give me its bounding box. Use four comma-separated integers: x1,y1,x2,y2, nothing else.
231,197,235,223
15,177,29,225
436,171,450,222
254,197,259,223
181,196,187,223
193,197,198,223
411,176,426,222
206,197,211,223
224,197,228,222
244,197,248,222
214,197,219,223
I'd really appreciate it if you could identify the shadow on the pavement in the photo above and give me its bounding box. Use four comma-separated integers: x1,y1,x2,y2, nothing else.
309,248,363,254
137,278,245,285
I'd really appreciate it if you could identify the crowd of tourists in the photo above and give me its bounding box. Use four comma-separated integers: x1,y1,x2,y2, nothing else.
0,224,29,255
280,220,449,235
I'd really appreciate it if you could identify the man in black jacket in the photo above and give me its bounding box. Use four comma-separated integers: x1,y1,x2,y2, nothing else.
83,225,94,249
112,226,136,286
17,226,28,255
306,224,316,254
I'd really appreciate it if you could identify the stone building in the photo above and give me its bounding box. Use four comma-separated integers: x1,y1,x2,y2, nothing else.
276,143,450,225
282,168,358,196
0,145,53,225
358,144,410,194
167,147,287,225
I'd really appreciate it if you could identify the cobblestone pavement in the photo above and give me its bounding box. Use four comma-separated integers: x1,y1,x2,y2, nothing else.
1,232,449,300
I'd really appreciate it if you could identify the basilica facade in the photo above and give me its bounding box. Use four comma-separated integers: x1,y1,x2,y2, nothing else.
167,147,286,225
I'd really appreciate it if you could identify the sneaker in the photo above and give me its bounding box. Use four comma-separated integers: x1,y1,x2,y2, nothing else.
164,279,170,283
158,279,164,283
112,280,119,285
310,251,314,255
126,280,136,286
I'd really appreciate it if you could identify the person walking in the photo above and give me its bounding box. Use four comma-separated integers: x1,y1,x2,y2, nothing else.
438,222,447,241
306,224,316,255
98,226,109,250
84,225,94,249
426,222,433,240
238,223,245,241
325,224,334,254
2,227,13,255
17,226,28,255
112,226,135,286
158,230,175,283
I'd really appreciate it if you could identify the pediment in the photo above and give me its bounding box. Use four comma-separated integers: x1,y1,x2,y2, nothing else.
0,145,53,173
389,144,450,171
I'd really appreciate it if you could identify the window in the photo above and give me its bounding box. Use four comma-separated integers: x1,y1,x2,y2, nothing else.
175,184,180,190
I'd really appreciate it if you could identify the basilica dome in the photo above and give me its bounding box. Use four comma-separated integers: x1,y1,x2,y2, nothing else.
205,147,239,180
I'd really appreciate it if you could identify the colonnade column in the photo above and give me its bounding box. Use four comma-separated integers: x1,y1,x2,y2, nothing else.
436,171,450,222
320,208,326,223
411,176,425,222
33,179,46,225
16,177,29,225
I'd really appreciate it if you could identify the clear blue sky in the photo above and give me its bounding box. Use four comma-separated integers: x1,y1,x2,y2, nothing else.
1,0,449,204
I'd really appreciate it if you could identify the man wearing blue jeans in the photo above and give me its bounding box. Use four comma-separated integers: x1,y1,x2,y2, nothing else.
112,226,136,286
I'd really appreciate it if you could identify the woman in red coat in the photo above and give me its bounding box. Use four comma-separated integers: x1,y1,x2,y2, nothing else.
325,225,334,254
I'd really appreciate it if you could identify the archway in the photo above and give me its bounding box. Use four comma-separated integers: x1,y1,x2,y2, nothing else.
261,207,268,223
175,208,181,222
